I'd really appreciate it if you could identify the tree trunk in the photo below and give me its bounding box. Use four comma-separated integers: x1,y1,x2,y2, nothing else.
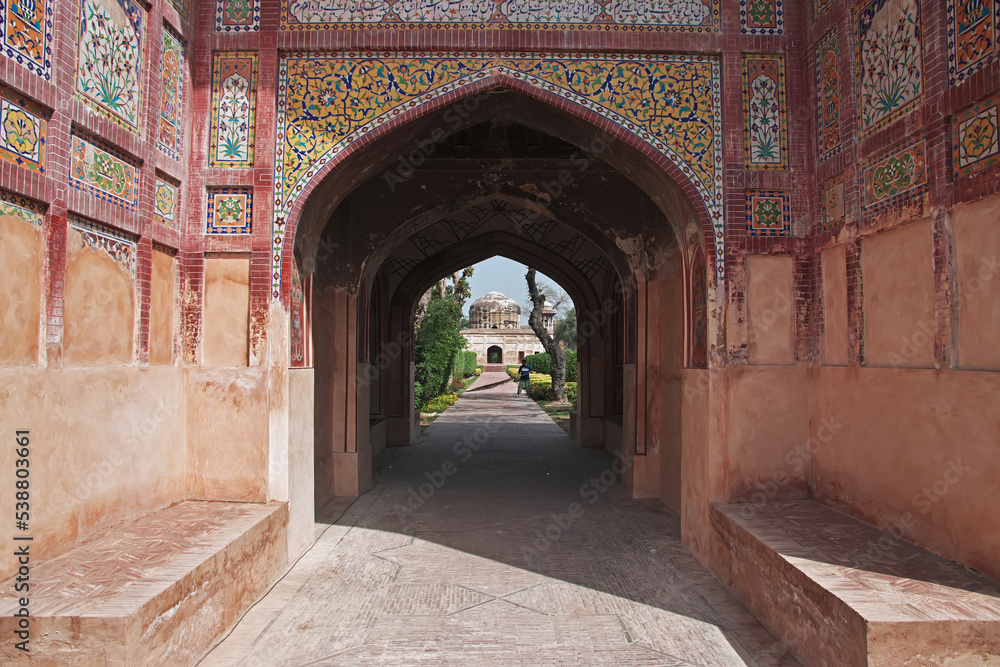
525,268,567,401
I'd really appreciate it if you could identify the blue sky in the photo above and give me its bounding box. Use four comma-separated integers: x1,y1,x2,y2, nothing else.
462,257,570,324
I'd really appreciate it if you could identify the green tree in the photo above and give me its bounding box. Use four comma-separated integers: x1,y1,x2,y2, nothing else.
554,308,577,350
413,267,475,408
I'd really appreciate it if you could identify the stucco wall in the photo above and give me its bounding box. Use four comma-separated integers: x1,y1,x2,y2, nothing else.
0,214,43,365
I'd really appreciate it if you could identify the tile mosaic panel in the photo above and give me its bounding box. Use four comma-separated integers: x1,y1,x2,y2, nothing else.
158,26,184,161
741,0,783,34
816,30,841,163
209,52,258,168
953,92,1000,178
280,0,720,32
815,0,834,19
75,0,145,132
742,54,787,170
69,131,140,211
272,51,725,300
155,176,180,228
169,0,185,15
0,0,52,79
216,0,260,32
0,87,46,173
290,260,305,365
0,189,44,227
68,215,137,281
821,175,845,231
745,189,790,236
947,0,999,85
855,0,923,138
860,134,928,213
206,186,252,234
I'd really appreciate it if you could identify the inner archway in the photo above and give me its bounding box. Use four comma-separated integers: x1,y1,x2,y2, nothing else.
487,346,503,364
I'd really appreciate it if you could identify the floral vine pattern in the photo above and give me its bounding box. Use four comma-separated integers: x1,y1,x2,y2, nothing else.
860,134,928,213
69,131,140,211
0,0,52,79
816,30,841,163
0,86,46,173
158,27,184,161
272,51,724,300
742,54,786,170
953,92,1000,179
210,52,258,168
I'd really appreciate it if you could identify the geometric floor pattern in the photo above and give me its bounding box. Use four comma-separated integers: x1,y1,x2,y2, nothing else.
200,372,800,666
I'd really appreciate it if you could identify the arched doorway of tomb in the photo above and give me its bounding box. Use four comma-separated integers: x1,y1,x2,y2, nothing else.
487,346,503,364
279,85,718,527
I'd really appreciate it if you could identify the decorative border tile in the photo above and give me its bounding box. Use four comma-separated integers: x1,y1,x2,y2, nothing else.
280,0,721,33
209,51,258,168
742,53,787,170
157,25,184,161
0,86,47,173
953,92,1000,179
67,215,137,281
745,189,791,236
169,0,185,16
69,131,141,211
272,51,725,300
741,0,784,34
860,134,928,213
216,0,260,32
820,174,845,231
75,0,145,132
206,186,252,234
815,0,834,20
947,0,1000,85
855,0,924,138
155,175,180,229
0,0,53,79
816,30,841,163
0,188,44,228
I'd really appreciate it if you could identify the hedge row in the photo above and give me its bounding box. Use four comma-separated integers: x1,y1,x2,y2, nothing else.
451,350,478,379
520,373,577,405
521,351,577,382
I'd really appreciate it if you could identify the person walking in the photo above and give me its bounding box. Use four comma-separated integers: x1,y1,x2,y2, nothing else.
516,360,532,397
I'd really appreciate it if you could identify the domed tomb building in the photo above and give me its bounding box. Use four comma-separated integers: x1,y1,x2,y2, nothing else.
463,291,553,365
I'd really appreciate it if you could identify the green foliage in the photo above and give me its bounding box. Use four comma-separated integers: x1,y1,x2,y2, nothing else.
554,308,577,350
506,365,519,378
422,392,459,413
414,294,466,408
451,350,478,378
521,351,577,382
521,372,577,405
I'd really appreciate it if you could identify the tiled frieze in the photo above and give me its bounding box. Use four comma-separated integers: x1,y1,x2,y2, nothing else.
158,27,184,161
742,54,787,170
0,86,46,174
860,134,928,213
954,93,1000,179
207,186,252,234
0,0,52,79
745,189,791,236
69,131,140,211
155,175,180,229
816,31,841,163
209,51,258,168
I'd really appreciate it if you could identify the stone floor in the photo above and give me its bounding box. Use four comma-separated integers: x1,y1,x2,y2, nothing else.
200,373,799,666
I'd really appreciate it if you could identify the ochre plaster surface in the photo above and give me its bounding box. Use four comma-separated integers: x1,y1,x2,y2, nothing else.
64,228,135,366
0,214,42,365
746,255,794,366
203,256,249,367
185,368,269,501
821,245,848,366
0,367,186,579
954,196,1000,370
288,368,316,558
862,220,935,368
811,365,1000,582
149,248,175,365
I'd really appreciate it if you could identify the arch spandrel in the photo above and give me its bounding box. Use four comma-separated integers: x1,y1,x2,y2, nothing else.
273,51,724,301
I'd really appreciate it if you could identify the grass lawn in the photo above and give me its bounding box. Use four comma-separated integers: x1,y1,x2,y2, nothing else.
538,401,573,435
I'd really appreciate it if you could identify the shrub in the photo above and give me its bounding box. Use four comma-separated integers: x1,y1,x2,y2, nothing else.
423,392,459,413
474,367,483,375
506,365,519,379
566,382,577,406
452,350,478,378
522,351,578,382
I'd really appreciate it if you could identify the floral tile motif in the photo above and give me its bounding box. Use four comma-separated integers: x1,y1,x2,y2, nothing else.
745,189,790,236
947,0,999,85
742,54,787,170
68,215,137,281
155,176,180,229
281,0,720,32
0,0,53,79
290,260,305,366
953,93,1000,179
216,0,260,32
169,0,185,15
816,30,841,163
272,51,725,300
855,0,923,138
206,186,252,234
860,134,928,213
209,52,258,168
69,131,140,211
821,175,845,231
815,0,834,19
0,189,44,228
0,87,46,173
158,27,184,161
741,0,783,34
75,0,145,132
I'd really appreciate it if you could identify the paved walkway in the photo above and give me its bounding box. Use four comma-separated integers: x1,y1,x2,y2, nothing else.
201,373,798,666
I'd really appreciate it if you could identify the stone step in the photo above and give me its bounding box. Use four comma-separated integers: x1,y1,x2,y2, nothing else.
0,501,288,666
710,500,1000,666
482,363,509,373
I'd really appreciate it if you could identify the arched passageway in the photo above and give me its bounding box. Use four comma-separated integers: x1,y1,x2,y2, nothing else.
486,346,503,364
283,90,715,526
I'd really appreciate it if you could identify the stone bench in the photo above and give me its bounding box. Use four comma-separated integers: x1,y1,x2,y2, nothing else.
0,501,288,666
710,500,1000,666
